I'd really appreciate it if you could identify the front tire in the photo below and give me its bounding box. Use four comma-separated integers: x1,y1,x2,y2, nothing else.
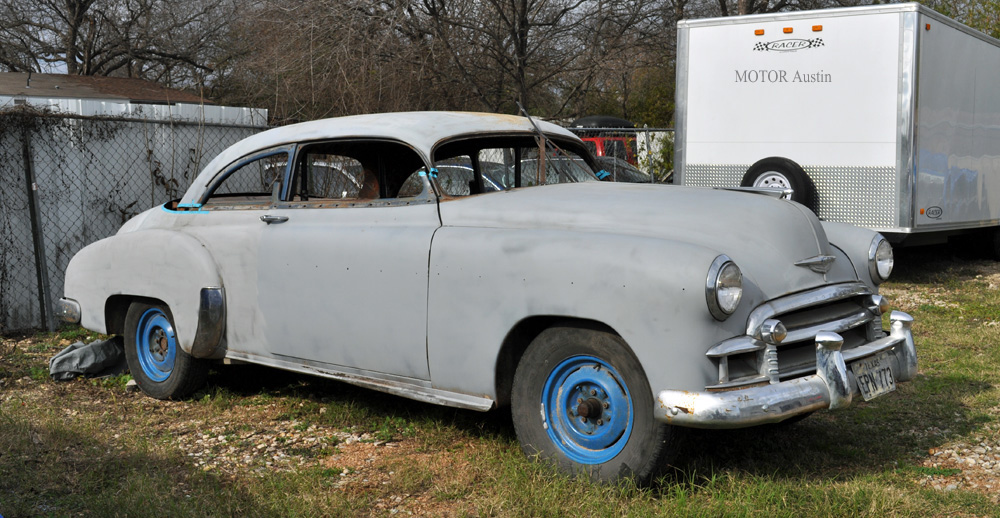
511,325,681,484
124,301,208,399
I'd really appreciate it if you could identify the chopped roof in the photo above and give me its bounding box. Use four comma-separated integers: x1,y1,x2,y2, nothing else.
0,72,209,104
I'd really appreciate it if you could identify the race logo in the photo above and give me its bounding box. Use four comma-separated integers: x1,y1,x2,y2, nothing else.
754,38,824,52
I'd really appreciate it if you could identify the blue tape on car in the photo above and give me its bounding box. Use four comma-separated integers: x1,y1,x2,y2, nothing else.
429,167,439,178
596,170,611,180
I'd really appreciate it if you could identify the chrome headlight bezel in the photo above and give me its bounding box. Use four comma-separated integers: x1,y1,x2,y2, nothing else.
706,255,743,321
868,235,894,284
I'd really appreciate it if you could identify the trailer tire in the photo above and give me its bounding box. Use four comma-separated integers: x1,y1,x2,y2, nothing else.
741,157,814,209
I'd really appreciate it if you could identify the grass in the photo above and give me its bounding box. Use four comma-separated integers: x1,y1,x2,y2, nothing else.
1,244,999,516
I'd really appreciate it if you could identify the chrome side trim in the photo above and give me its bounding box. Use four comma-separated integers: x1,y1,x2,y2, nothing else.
55,298,81,324
190,287,226,359
746,282,871,337
658,311,916,429
224,351,495,411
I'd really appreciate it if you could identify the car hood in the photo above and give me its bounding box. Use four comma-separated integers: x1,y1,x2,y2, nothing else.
437,182,855,299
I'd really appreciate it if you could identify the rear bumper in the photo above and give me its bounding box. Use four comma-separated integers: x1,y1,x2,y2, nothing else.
655,311,916,429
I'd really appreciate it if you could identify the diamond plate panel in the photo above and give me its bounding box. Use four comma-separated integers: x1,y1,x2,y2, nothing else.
807,166,897,229
684,164,898,229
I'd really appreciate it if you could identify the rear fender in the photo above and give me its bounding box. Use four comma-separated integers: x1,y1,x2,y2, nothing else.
63,229,224,357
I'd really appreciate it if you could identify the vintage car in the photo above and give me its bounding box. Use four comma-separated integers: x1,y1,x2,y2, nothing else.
57,111,916,483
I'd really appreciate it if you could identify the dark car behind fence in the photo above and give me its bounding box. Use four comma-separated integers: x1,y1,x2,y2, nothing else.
0,107,265,332
566,125,674,183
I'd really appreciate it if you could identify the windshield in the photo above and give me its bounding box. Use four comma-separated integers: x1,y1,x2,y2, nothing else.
431,135,598,196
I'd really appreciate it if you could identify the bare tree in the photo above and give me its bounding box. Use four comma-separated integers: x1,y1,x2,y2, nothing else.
412,0,656,115
0,0,238,87
209,0,444,122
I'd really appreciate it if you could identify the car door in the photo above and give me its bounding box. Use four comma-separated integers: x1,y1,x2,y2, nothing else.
178,146,293,356
256,140,439,380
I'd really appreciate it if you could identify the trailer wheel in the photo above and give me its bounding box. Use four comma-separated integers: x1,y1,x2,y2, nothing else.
741,157,813,209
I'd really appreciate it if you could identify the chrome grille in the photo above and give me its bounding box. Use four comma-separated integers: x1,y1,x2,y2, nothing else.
706,282,880,391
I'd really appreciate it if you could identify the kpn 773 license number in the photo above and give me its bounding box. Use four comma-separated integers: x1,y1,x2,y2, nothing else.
851,351,897,401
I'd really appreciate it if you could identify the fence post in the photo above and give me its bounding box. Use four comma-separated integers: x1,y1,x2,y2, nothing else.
21,126,56,332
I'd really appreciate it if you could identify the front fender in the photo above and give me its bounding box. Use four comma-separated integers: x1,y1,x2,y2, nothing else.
63,229,224,356
426,227,755,400
821,221,884,290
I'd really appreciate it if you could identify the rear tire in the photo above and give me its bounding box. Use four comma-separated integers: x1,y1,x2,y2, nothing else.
124,301,208,399
741,157,813,209
511,325,682,484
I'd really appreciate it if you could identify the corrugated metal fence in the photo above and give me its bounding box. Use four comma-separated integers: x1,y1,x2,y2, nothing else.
0,107,264,332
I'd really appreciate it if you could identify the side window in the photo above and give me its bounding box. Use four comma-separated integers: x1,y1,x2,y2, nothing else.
203,152,288,209
480,147,591,188
435,157,476,196
291,141,428,203
432,137,598,197
298,154,370,200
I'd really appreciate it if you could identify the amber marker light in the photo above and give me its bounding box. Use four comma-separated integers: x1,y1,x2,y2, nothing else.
812,25,823,32
926,23,931,30
755,29,764,36
783,27,793,34
920,208,926,214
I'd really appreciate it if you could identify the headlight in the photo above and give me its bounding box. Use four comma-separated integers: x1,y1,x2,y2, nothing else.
868,236,893,283
706,255,743,321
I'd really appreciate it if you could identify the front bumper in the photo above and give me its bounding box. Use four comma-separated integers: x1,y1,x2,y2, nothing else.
656,310,916,429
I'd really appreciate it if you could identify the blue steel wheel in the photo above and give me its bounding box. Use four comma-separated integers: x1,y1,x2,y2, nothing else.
135,308,177,382
541,356,633,464
124,301,208,400
511,325,681,484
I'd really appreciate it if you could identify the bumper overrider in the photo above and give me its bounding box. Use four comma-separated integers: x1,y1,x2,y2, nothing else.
656,310,916,429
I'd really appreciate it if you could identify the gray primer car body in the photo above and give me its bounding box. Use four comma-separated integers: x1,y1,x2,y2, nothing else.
58,111,916,482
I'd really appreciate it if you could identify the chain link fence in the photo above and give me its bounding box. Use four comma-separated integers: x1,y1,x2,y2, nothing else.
0,107,264,333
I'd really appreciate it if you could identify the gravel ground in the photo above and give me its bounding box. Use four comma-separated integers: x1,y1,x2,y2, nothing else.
917,423,1000,499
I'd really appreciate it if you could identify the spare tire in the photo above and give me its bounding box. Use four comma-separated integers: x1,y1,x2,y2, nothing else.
740,157,814,209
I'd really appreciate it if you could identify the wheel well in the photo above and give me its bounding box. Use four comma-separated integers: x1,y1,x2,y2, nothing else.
493,316,618,408
104,295,166,335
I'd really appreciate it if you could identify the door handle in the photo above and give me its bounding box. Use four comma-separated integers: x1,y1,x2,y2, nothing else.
259,214,289,224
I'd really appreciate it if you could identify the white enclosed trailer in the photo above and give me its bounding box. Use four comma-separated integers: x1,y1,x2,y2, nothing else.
674,3,1000,247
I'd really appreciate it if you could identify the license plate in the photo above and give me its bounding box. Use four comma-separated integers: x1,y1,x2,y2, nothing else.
851,352,897,401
